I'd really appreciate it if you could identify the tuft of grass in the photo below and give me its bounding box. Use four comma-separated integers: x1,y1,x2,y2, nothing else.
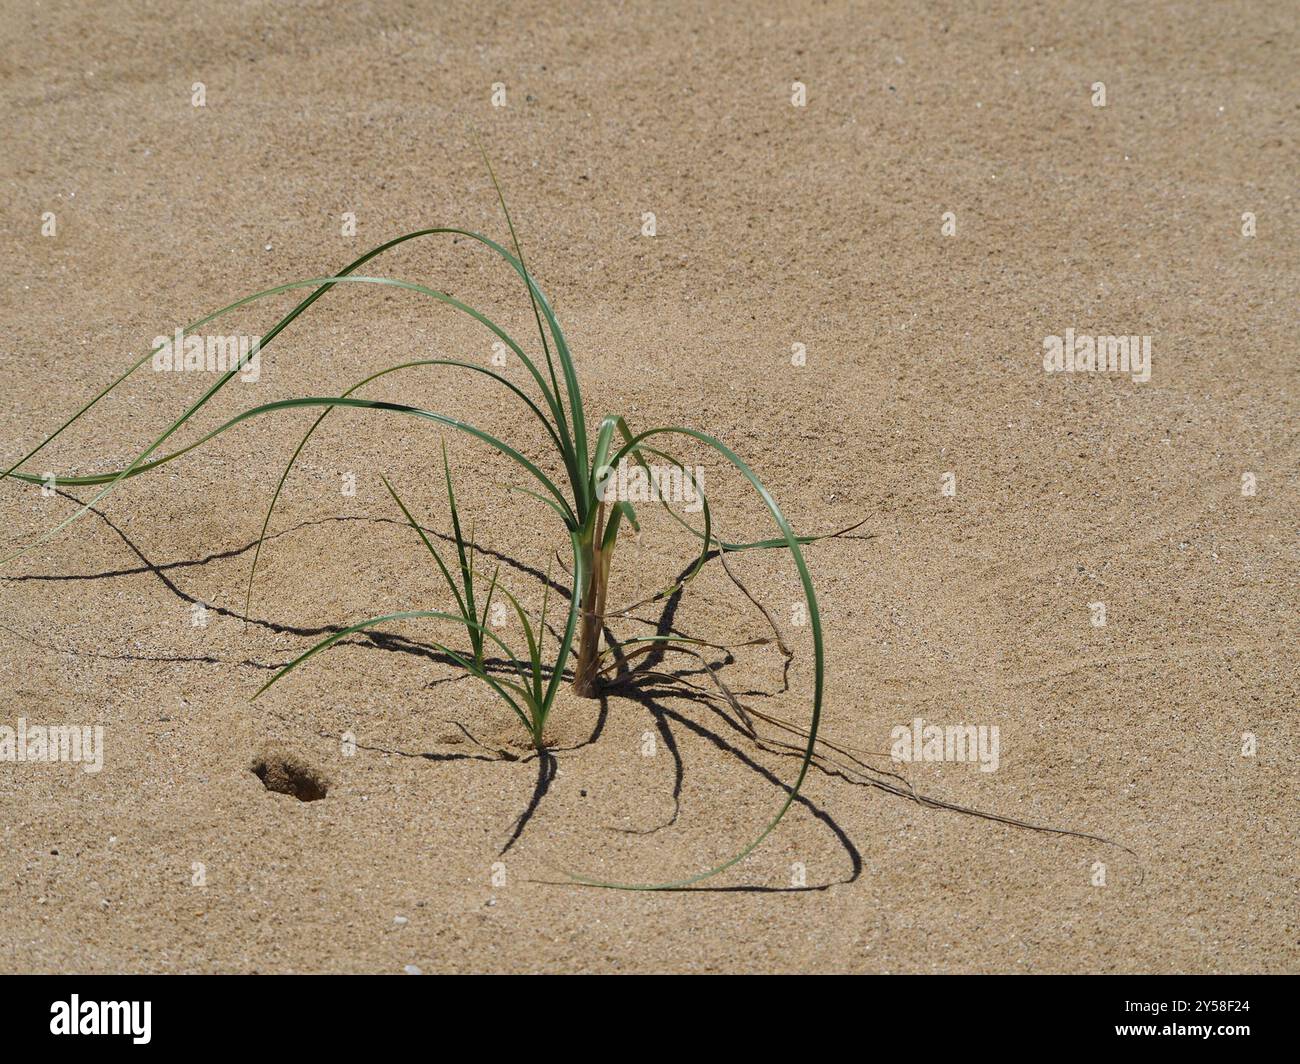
1,154,838,889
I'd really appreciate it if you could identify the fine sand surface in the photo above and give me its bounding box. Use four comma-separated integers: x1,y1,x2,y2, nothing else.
0,1,1295,973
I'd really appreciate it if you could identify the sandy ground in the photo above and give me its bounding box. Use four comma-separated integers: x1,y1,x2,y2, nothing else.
0,0,1295,974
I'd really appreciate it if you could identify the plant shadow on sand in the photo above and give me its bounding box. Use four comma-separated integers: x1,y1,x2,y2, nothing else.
4,488,1140,893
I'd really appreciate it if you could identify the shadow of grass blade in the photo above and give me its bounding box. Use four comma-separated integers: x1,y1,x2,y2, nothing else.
251,609,537,738
563,426,823,890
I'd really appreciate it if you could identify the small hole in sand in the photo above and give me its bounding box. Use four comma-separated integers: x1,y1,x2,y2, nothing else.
251,751,329,802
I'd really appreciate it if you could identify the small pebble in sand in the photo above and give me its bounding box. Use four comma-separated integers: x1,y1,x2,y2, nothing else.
393,915,409,927
403,964,422,975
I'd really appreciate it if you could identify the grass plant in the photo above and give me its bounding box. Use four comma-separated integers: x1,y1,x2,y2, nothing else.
1,157,839,888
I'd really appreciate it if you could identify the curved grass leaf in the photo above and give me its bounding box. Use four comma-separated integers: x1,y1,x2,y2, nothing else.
3,244,588,562
2,176,836,891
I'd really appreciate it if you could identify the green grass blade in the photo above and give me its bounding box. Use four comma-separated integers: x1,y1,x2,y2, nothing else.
440,440,477,638
475,138,565,442
476,144,589,519
540,528,586,718
499,483,573,525
600,501,637,555
476,564,501,668
1,275,580,565
380,476,468,622
536,560,553,693
479,574,543,704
